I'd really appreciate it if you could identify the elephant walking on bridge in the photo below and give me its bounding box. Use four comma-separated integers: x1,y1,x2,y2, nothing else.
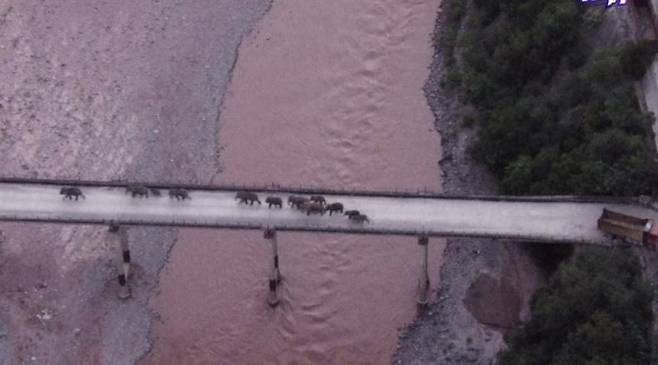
303,201,325,216
236,191,261,205
348,214,369,224
266,197,283,208
126,185,149,198
325,202,343,215
288,196,308,209
60,187,85,200
169,188,190,200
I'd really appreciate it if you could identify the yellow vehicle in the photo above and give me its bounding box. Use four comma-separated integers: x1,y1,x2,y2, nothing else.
597,208,658,247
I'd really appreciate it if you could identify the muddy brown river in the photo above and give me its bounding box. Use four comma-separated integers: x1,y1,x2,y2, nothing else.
142,0,443,363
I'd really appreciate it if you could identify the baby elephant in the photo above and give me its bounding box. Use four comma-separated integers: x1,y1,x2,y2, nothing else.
348,214,369,224
344,210,360,217
126,185,149,198
325,202,344,216
60,187,85,200
266,197,283,208
236,191,261,205
169,188,190,200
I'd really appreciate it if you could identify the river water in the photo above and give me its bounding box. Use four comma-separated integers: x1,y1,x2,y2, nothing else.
141,0,443,364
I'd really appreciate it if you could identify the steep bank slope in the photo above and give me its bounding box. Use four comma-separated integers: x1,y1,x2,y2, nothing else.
393,4,546,364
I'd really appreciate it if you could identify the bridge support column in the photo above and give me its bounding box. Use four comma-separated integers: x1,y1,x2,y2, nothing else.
264,228,281,307
110,223,131,300
417,235,430,308
109,222,120,233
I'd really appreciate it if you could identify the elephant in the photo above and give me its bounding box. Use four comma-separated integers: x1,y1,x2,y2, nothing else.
310,195,326,206
325,202,344,215
344,210,360,217
236,191,261,205
288,196,308,209
168,188,190,200
266,197,283,208
348,214,369,224
126,185,149,198
303,201,325,216
60,187,85,200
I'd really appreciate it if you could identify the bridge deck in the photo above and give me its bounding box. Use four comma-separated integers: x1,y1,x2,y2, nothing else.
0,181,656,244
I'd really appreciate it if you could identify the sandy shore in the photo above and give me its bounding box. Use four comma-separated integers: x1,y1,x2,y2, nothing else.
0,1,270,364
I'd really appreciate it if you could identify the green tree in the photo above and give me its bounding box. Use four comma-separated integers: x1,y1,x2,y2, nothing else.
620,42,656,80
499,248,653,365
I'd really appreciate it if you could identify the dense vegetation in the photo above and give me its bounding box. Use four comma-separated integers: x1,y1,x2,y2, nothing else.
499,248,654,365
438,0,658,363
439,0,466,70
451,0,657,196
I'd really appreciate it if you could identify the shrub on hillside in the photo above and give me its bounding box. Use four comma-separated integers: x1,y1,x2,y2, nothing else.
620,41,656,80
440,0,467,70
498,248,653,365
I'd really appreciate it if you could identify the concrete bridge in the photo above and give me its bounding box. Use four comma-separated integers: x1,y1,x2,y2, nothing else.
1,177,656,306
0,178,656,244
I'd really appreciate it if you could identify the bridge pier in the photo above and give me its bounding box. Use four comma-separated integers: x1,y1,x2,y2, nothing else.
110,223,131,300
108,222,120,233
417,235,430,308
264,228,281,307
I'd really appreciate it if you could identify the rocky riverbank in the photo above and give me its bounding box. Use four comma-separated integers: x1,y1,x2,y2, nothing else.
392,4,548,364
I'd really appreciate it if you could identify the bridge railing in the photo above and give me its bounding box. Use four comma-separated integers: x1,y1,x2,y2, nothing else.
0,176,648,205
0,213,613,245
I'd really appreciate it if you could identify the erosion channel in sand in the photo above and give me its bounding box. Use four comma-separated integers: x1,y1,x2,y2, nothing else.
142,0,443,364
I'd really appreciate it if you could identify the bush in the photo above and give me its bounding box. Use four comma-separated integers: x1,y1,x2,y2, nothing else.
440,0,467,68
620,41,656,80
461,113,477,128
499,248,653,365
525,243,574,275
443,68,462,90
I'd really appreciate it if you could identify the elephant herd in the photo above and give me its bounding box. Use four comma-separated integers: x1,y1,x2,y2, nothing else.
60,185,190,201
235,191,370,224
59,186,369,224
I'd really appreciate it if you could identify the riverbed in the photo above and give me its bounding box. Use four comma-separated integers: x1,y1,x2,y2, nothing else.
141,0,443,364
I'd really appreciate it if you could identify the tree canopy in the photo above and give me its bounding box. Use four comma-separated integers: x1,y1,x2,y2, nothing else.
439,0,658,363
454,0,657,196
499,248,653,365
